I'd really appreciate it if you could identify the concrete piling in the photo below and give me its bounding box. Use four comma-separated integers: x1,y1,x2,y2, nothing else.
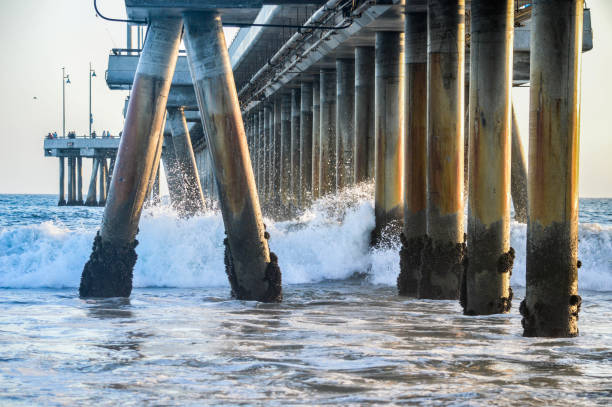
152,165,160,204
98,158,107,206
77,157,83,205
336,58,355,191
161,133,185,208
521,0,584,337
319,69,337,196
258,108,266,197
463,0,514,315
264,103,273,203
280,93,292,209
290,87,301,204
58,157,66,206
312,78,321,199
85,158,99,206
398,11,427,297
145,113,166,207
168,107,206,216
80,17,183,298
373,31,404,244
354,47,375,184
419,0,465,300
67,157,75,205
511,106,528,223
183,11,281,302
300,82,314,206
253,111,259,189
272,97,282,206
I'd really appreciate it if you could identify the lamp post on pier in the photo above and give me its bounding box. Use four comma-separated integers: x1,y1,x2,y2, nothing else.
89,63,97,137
62,67,70,138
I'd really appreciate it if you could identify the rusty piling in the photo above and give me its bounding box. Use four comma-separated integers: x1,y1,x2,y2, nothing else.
521,0,584,337
464,0,514,315
183,11,281,302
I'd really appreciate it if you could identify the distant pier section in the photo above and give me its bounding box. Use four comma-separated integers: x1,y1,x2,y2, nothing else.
44,135,120,206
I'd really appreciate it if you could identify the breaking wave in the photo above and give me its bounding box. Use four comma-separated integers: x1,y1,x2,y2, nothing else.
1,185,611,292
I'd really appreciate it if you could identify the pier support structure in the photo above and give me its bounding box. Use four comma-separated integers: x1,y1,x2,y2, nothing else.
290,87,301,204
67,157,75,205
463,0,514,315
161,133,185,208
272,97,282,206
280,92,292,209
521,0,584,337
80,17,183,298
98,158,107,206
354,47,375,184
311,78,321,199
168,107,206,216
76,157,83,205
319,69,336,196
419,0,465,299
300,82,313,205
258,108,265,197
264,102,273,204
511,106,528,223
336,59,355,191
398,11,427,296
58,157,66,206
373,31,404,244
85,158,99,206
183,11,281,302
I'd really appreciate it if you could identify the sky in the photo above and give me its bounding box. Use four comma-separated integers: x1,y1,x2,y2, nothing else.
0,0,610,197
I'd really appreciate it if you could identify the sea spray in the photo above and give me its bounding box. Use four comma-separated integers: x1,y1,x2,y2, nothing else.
1,187,611,292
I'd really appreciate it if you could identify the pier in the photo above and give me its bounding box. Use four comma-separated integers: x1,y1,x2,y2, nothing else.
47,0,595,337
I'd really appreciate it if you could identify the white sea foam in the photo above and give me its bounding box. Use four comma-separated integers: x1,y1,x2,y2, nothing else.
1,185,611,292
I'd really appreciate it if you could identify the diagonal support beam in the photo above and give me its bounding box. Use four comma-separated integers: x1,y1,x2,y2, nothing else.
80,17,183,298
183,11,282,302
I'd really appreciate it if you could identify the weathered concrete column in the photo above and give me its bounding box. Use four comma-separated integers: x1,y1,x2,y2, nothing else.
258,108,266,197
336,58,355,190
168,107,206,216
419,0,465,300
373,31,404,244
511,105,528,223
97,158,106,206
58,157,66,206
319,69,336,196
67,157,74,205
85,158,99,206
290,87,301,204
161,133,185,207
272,97,282,205
463,0,514,316
80,18,183,298
183,11,281,302
300,82,313,205
264,103,272,202
354,47,375,184
77,157,83,204
398,11,427,297
312,78,321,199
152,165,160,204
280,92,292,208
106,158,114,197
521,0,583,337
253,110,260,188
267,101,276,203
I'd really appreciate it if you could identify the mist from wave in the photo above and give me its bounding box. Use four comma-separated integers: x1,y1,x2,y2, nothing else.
0,187,611,292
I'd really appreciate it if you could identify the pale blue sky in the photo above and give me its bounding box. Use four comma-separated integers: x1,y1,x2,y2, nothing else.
0,0,610,197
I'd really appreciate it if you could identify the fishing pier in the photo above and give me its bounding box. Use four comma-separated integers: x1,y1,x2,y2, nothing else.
45,0,594,338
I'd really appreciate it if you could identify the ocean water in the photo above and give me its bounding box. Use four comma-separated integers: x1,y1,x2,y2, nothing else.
0,187,611,405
